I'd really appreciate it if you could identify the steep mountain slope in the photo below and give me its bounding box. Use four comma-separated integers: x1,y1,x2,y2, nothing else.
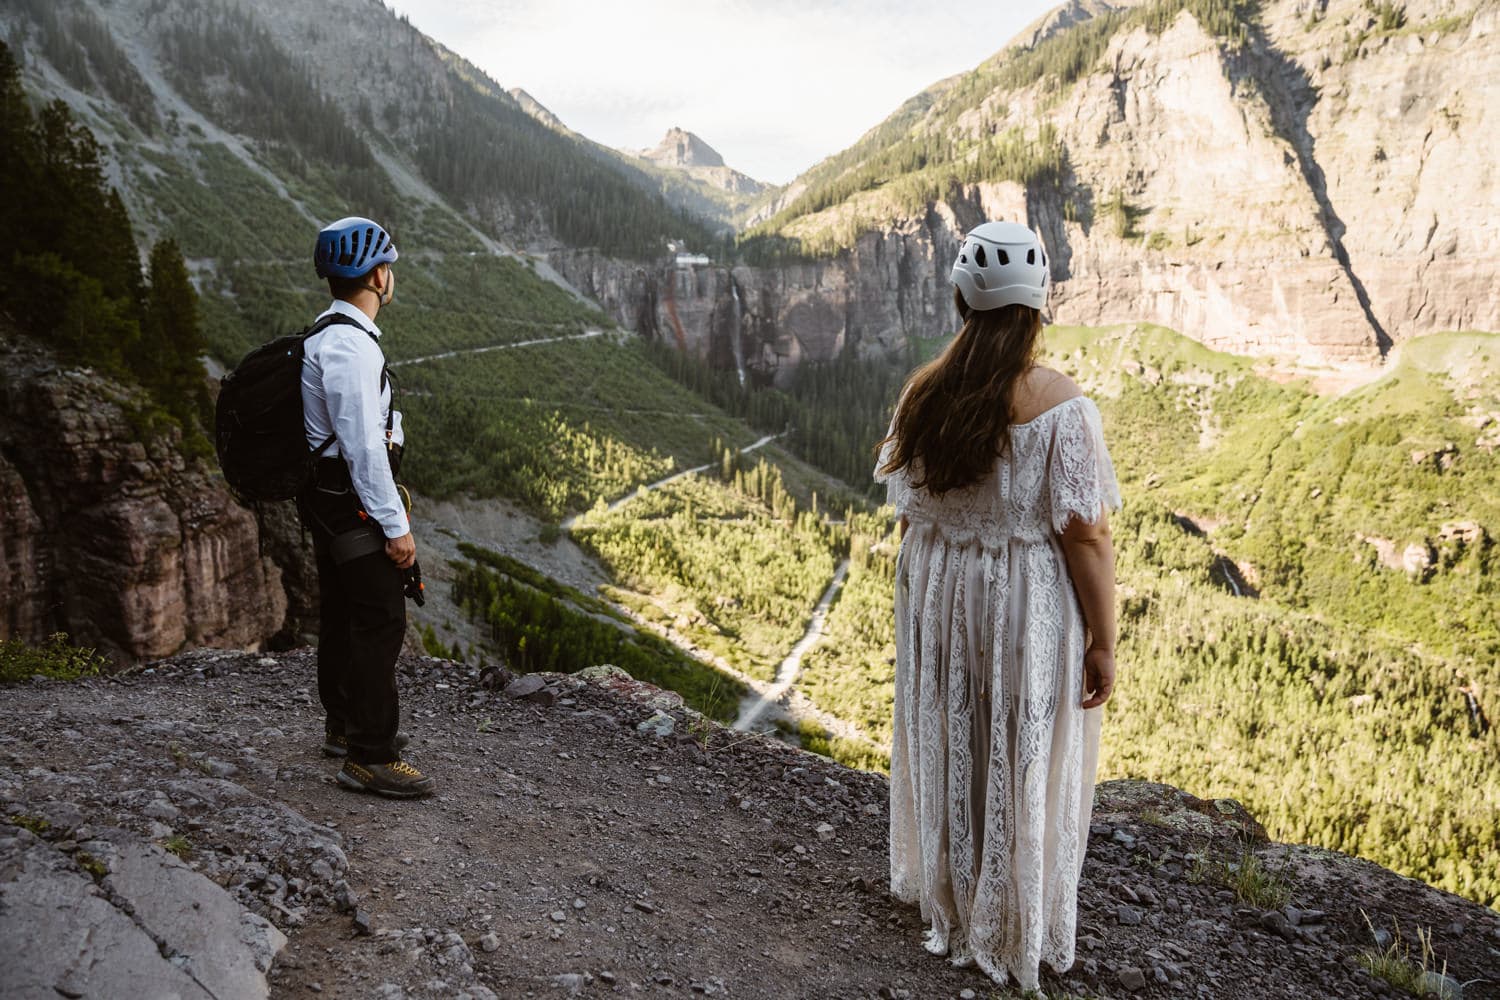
754,0,1498,359
2,0,715,264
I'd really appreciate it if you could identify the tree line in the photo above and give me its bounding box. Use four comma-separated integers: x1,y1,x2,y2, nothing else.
0,41,208,441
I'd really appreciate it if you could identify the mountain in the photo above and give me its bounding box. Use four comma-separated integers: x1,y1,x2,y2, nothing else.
1,0,718,266
642,126,726,169
561,0,1500,375
639,126,769,197
502,93,775,229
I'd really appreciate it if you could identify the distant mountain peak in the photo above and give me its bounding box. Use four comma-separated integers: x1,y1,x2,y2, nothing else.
642,128,725,169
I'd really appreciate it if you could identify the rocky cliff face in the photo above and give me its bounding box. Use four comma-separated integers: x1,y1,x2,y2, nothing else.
567,0,1500,374
0,337,287,663
551,183,1017,382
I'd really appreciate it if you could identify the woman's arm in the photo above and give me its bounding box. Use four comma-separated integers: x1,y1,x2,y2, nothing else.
1061,510,1116,709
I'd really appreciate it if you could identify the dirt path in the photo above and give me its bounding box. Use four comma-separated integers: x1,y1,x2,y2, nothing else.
390,329,606,369
734,560,850,733
560,434,784,532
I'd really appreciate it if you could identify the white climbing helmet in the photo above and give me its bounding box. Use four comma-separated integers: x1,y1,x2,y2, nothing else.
950,221,1049,312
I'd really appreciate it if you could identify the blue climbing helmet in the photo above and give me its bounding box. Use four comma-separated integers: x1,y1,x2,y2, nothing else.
313,216,399,279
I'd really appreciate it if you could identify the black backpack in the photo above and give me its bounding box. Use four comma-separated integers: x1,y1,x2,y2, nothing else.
214,313,368,506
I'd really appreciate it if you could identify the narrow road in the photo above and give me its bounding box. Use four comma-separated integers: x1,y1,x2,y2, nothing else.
560,433,785,531
733,558,850,732
390,328,605,368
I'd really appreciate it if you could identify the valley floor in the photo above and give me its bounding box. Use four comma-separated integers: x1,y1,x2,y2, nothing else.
3,655,1497,1000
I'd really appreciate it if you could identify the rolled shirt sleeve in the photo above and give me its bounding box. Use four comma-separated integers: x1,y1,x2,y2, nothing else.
320,331,409,538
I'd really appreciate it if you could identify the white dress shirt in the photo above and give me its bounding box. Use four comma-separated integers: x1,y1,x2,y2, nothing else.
301,300,409,538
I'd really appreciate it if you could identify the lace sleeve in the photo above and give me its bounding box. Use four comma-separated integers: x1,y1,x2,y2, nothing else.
1047,397,1121,534
873,422,915,515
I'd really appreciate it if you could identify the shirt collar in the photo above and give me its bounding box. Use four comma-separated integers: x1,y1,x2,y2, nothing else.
321,298,383,339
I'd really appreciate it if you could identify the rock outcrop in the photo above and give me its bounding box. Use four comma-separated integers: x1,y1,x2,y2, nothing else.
0,336,287,662
3,652,1498,998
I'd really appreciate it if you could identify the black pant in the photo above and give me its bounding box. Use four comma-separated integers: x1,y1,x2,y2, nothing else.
300,479,406,765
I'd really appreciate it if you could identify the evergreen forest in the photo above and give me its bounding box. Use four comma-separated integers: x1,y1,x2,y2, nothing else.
0,41,209,442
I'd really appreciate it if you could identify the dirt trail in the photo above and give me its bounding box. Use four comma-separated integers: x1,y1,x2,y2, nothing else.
391,329,606,369
560,434,784,532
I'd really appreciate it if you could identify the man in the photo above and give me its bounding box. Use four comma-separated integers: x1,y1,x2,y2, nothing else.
299,216,433,798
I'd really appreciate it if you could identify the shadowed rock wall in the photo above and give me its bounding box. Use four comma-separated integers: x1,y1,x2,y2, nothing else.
0,338,287,663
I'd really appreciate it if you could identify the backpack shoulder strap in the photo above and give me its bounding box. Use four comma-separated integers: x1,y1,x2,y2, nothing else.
303,312,393,451
302,312,369,341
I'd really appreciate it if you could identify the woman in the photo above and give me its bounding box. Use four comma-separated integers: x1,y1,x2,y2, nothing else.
876,221,1119,990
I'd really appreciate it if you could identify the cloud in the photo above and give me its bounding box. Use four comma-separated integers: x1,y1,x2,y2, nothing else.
390,0,1057,183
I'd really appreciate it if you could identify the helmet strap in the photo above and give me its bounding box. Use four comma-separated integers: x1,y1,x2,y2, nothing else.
362,266,393,308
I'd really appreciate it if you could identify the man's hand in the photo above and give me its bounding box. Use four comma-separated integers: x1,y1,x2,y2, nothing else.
1081,645,1116,709
385,532,416,570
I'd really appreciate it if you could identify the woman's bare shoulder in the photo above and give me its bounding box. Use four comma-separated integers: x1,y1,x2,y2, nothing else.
1013,366,1084,424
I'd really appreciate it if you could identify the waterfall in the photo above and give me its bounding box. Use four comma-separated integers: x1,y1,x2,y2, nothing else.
729,277,746,388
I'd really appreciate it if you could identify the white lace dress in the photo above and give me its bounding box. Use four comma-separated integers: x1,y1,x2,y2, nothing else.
876,395,1121,990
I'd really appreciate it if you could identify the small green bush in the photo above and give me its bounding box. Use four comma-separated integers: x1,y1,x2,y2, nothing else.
0,633,109,683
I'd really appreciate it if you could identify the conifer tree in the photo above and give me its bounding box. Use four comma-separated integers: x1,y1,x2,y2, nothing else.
139,238,209,429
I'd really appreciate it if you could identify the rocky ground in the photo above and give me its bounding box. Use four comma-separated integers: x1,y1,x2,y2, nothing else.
2,652,1498,1000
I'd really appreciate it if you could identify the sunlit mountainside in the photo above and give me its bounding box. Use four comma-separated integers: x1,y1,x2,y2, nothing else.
0,0,1496,916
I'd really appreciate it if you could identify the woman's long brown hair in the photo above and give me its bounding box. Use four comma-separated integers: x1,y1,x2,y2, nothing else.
878,288,1043,495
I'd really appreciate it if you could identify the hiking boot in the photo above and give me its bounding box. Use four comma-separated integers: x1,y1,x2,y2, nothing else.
322,732,410,758
336,759,435,799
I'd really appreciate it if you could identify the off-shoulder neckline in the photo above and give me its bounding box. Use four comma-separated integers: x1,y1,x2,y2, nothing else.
1011,393,1089,429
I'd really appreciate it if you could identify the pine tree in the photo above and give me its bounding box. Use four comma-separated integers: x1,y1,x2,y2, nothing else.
139,238,209,430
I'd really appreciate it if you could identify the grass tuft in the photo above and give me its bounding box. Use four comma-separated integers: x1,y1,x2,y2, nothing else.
75,851,108,880
160,834,192,860
1188,849,1294,908
1356,913,1453,997
9,813,51,837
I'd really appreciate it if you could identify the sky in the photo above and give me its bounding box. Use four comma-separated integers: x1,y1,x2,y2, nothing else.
388,0,1060,185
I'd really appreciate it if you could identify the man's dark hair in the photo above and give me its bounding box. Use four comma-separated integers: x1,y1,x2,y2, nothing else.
327,262,388,301
327,273,366,299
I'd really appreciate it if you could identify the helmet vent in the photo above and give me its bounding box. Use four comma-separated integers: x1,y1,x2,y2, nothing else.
1027,249,1035,265
973,273,988,290
959,254,967,264
997,249,1009,266
974,245,987,268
